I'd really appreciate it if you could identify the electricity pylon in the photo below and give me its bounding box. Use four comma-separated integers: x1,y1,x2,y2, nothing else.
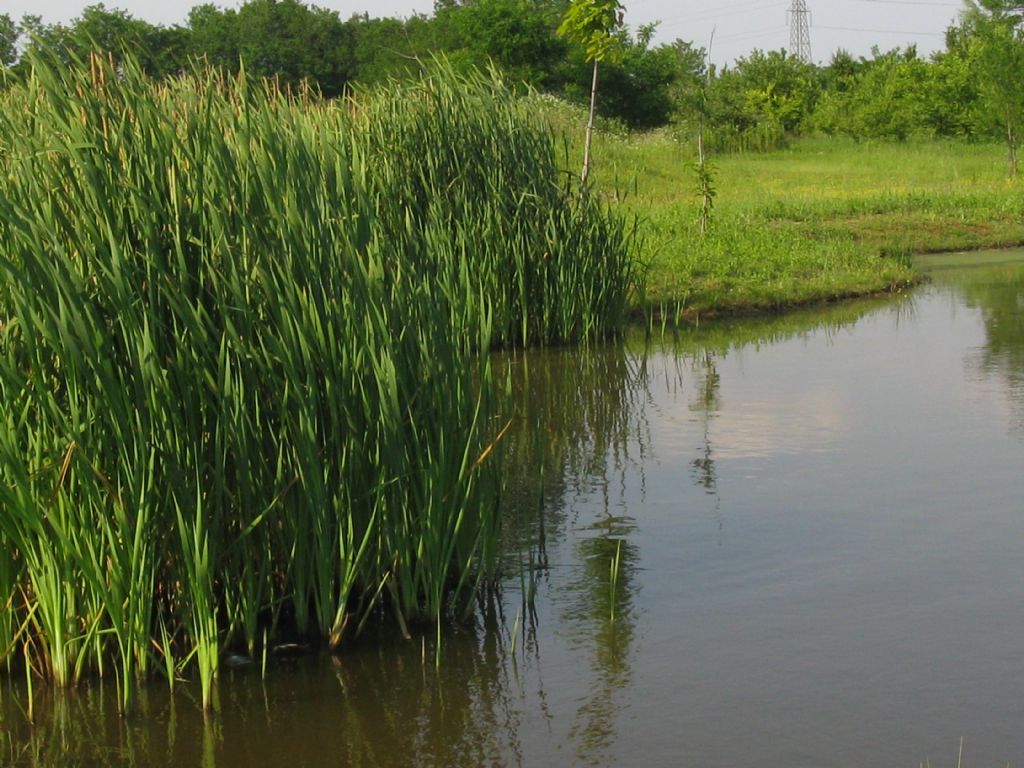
788,0,812,63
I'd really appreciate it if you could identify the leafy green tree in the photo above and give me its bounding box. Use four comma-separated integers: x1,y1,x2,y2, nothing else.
13,14,73,69
72,4,186,76
434,0,565,89
11,6,186,77
142,25,192,77
0,13,17,68
820,48,862,94
71,5,149,53
557,0,623,184
964,0,1024,174
707,49,818,150
188,0,353,96
924,48,979,138
343,13,441,85
237,0,352,95
739,49,817,133
590,24,680,129
665,38,707,128
811,47,933,140
345,15,418,83
187,3,239,70
810,44,984,141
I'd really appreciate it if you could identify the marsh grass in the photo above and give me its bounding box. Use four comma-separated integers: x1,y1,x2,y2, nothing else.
0,53,635,711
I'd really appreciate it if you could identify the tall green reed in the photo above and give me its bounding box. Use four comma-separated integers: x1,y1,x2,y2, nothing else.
0,51,636,712
356,65,638,347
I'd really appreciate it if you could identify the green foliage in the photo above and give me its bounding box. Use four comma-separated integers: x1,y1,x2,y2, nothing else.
556,0,624,184
188,0,355,95
923,48,980,138
964,0,1024,173
343,14,433,84
666,39,708,128
705,49,819,151
11,4,189,77
556,0,623,64
813,47,927,139
0,52,634,710
186,3,238,69
7,0,1024,141
0,14,16,68
583,24,681,129
70,4,155,58
435,0,566,89
810,46,982,141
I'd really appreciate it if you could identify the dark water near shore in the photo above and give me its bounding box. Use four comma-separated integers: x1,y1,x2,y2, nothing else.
4,250,1024,767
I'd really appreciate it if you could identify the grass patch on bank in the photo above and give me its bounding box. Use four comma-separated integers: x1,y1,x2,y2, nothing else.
575,128,1024,316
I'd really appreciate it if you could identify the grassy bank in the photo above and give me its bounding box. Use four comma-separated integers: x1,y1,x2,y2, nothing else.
577,124,1024,317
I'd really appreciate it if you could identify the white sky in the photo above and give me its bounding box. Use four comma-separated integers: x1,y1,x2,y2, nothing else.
2,0,967,65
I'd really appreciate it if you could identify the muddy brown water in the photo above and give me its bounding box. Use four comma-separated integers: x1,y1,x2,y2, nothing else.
3,250,1024,767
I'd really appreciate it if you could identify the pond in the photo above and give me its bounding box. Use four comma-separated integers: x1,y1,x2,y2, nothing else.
3,249,1024,767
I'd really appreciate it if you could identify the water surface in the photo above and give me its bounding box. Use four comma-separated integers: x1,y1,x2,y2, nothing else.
4,250,1024,767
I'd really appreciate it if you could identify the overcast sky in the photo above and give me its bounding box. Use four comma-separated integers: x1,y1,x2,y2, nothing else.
4,0,967,65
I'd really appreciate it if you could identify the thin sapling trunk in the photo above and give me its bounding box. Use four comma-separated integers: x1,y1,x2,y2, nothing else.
582,60,599,187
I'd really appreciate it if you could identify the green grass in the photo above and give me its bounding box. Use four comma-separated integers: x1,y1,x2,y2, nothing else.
573,124,1024,317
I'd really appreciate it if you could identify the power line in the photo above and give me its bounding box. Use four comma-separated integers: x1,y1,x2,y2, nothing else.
716,26,788,43
655,1,787,29
815,24,946,36
856,0,960,6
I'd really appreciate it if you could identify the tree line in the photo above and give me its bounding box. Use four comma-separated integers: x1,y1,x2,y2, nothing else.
1,0,1022,155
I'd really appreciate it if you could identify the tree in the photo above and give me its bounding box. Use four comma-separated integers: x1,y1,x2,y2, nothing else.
964,0,1024,174
434,0,565,90
188,0,354,96
9,6,187,78
665,38,707,127
187,3,239,71
557,0,623,185
0,13,17,68
235,0,352,95
591,24,680,129
809,47,939,141
71,4,185,76
705,49,818,150
924,48,979,138
13,14,73,69
345,15,420,84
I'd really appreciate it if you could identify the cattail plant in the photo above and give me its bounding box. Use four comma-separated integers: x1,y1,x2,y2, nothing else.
0,50,637,713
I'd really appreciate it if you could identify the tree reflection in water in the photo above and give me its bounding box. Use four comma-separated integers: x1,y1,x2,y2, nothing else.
957,261,1024,431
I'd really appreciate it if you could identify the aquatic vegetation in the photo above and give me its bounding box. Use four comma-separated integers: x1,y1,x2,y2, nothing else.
0,52,635,711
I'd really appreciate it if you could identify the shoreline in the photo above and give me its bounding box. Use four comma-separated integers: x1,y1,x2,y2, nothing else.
631,241,1024,326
